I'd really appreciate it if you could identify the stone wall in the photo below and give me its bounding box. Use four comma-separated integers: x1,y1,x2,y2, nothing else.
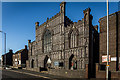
48,69,86,78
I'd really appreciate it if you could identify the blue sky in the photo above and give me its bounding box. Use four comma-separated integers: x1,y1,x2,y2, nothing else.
1,2,119,54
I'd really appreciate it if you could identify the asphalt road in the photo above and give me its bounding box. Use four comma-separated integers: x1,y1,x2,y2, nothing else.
1,69,51,80
0,69,89,80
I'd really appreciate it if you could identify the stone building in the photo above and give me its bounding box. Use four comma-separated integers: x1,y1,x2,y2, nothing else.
13,45,28,68
2,49,13,66
26,2,99,78
96,11,120,78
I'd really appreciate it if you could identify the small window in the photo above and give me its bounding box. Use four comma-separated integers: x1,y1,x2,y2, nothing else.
100,64,106,71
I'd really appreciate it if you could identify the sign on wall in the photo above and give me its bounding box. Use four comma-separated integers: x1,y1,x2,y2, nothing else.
47,58,51,64
54,61,59,66
15,59,17,61
102,55,110,62
19,60,21,65
111,57,117,61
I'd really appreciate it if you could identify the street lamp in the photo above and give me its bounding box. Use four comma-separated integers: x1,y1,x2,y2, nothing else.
106,0,109,79
0,30,6,66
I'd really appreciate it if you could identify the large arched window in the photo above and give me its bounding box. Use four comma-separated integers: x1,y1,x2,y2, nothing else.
70,31,78,48
43,29,52,53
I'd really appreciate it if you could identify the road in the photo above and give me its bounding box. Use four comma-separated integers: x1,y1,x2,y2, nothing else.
1,69,51,80
0,69,86,80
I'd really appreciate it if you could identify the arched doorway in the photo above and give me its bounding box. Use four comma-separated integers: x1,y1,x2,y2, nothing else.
44,55,49,70
31,59,34,68
69,54,77,70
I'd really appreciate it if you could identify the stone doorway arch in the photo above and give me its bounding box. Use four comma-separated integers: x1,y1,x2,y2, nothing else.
69,54,77,70
44,55,49,70
31,59,34,68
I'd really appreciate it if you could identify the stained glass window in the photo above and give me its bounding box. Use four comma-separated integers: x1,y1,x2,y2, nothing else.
43,29,52,53
70,31,77,48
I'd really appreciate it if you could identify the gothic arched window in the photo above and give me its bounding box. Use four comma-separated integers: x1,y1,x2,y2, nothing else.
70,31,78,48
43,29,52,53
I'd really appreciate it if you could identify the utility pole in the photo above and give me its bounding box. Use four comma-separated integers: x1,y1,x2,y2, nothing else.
0,31,6,66
106,0,109,79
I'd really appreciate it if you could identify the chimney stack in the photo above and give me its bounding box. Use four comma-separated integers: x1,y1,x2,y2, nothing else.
9,49,13,53
25,45,27,49
28,40,31,43
35,22,39,29
94,25,98,31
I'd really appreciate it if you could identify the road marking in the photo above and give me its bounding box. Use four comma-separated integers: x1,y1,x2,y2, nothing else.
6,69,55,80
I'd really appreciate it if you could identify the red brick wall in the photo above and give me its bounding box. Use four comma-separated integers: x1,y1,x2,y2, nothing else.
96,63,120,79
99,11,120,71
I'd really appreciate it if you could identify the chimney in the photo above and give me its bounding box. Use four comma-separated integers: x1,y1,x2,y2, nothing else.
28,40,31,43
35,22,39,29
94,25,98,31
9,49,13,53
47,17,49,22
25,45,27,49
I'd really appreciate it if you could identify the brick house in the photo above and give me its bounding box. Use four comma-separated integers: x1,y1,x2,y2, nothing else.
26,2,99,78
2,49,13,66
13,45,28,68
96,11,120,78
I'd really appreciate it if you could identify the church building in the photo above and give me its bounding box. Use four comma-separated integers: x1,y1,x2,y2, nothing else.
26,2,99,78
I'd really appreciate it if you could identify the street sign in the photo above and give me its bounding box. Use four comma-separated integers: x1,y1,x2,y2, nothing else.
47,58,51,64
19,60,21,64
102,55,110,62
111,57,117,61
54,61,59,66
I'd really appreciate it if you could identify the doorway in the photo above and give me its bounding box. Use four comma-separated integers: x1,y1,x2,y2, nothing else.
69,54,77,70
44,55,49,70
31,59,34,68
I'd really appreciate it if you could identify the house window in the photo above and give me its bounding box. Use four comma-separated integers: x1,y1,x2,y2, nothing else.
70,31,78,48
43,29,52,53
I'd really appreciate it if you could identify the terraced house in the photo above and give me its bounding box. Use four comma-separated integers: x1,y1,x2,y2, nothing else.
13,45,28,68
26,2,99,78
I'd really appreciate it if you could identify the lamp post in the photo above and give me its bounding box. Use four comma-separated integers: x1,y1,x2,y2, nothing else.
106,0,109,79
0,31,6,66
